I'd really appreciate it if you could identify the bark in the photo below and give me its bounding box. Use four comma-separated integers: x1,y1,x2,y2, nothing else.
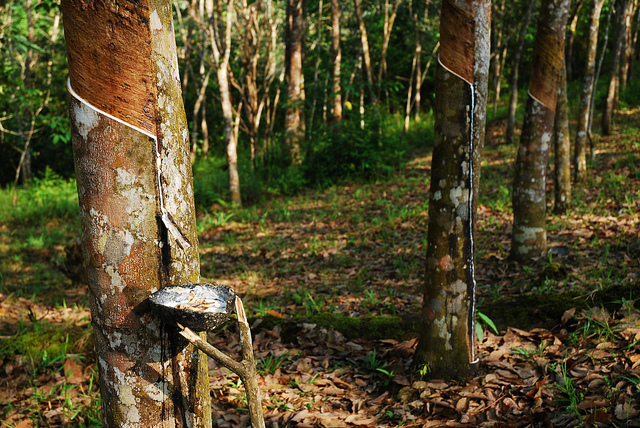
602,0,629,135
554,59,571,214
511,0,570,261
330,0,342,123
506,0,537,145
575,0,606,183
378,0,403,100
285,0,307,164
413,0,490,380
62,0,211,425
353,0,378,104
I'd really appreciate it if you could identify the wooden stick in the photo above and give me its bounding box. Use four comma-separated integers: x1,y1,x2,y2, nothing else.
178,296,265,428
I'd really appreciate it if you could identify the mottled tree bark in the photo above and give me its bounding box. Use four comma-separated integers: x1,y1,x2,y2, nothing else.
506,0,537,145
575,0,605,182
413,0,490,380
554,58,571,214
62,0,211,425
620,0,638,90
511,0,570,261
285,0,307,164
602,0,630,136
330,0,342,123
565,0,585,79
491,0,506,117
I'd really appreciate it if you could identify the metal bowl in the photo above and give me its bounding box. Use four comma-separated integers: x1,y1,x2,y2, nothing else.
149,283,236,331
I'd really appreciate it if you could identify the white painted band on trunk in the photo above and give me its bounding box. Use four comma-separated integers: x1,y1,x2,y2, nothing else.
67,78,190,249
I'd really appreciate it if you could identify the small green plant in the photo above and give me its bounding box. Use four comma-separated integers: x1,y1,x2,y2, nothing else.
257,352,290,375
552,360,584,422
361,349,386,371
417,363,431,377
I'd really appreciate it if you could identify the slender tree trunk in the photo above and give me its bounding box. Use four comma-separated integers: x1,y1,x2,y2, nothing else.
565,0,585,79
61,0,211,425
412,0,490,380
285,0,307,164
491,0,506,116
603,0,629,135
506,0,537,145
210,0,241,206
511,0,570,261
330,0,342,123
575,0,605,183
620,0,638,90
353,0,378,104
378,0,402,101
554,58,571,214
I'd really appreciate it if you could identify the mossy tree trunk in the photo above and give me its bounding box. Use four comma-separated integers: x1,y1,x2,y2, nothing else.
510,0,570,261
62,0,211,425
574,0,605,183
413,0,490,380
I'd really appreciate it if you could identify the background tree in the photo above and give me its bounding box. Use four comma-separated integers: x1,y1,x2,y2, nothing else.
554,58,572,214
285,0,307,164
330,0,343,123
510,0,570,261
574,0,606,182
413,0,490,380
61,0,211,424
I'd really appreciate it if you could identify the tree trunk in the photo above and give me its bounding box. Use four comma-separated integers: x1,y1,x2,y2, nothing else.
61,0,211,425
511,0,570,261
620,0,638,90
565,0,585,80
353,0,378,104
378,0,402,101
491,0,506,117
554,58,571,214
506,0,537,145
575,0,605,183
602,0,629,136
412,0,490,380
330,0,342,123
209,0,241,206
285,0,307,164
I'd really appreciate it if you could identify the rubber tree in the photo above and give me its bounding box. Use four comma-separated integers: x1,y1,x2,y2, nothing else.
575,0,605,182
412,0,490,380
554,58,572,214
285,0,307,164
330,0,343,123
510,0,570,261
61,0,211,425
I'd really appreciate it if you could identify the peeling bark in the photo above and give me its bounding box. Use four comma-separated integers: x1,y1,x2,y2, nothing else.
62,0,211,425
511,0,570,261
413,0,490,380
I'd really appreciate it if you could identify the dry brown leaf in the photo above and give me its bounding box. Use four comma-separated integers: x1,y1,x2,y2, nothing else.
561,308,576,324
13,420,33,428
344,414,377,426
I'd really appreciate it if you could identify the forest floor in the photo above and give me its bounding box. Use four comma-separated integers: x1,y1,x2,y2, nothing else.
1,108,640,427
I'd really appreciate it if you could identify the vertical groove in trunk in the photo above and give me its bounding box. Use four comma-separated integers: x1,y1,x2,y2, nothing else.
554,59,572,214
511,0,570,261
62,0,210,424
413,0,490,380
575,0,605,183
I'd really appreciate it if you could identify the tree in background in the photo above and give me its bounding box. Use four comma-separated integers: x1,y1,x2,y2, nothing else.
505,0,537,145
330,0,343,123
413,0,490,380
554,58,572,214
285,0,307,164
61,0,211,424
510,0,570,261
574,0,606,182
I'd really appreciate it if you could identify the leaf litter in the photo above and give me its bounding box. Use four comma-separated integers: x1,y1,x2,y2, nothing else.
1,110,640,426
